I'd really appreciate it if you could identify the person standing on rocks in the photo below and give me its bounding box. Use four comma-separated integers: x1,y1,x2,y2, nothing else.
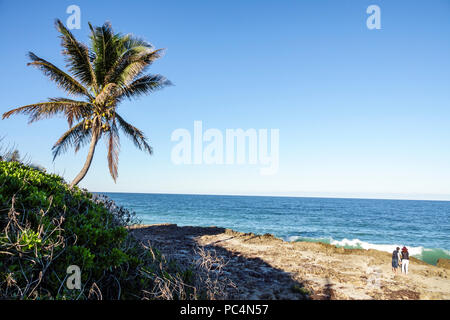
392,247,401,274
401,246,409,275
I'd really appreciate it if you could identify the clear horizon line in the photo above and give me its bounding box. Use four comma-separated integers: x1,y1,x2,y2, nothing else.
89,190,450,202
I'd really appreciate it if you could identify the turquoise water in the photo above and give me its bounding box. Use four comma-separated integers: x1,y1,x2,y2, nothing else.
102,193,450,265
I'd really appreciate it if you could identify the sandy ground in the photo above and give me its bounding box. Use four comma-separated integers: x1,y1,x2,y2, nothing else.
130,224,450,300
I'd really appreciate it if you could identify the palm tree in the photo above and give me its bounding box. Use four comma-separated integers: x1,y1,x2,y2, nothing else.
2,20,171,188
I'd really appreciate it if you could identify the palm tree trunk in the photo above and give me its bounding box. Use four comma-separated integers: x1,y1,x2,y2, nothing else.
70,130,99,188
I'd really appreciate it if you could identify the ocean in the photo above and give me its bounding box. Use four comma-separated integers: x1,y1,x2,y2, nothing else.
102,193,450,265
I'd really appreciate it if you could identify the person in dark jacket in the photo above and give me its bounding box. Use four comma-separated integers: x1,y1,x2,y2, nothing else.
401,246,409,275
392,247,400,274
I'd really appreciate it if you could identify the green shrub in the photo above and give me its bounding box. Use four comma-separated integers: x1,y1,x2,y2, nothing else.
0,161,154,299
291,284,310,296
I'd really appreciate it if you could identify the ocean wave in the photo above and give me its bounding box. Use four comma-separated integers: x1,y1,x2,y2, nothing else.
330,238,424,256
287,236,450,265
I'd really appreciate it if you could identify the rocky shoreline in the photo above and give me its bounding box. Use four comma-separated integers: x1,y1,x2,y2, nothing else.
129,224,450,300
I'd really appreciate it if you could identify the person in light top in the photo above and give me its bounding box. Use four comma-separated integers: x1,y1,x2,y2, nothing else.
401,246,410,275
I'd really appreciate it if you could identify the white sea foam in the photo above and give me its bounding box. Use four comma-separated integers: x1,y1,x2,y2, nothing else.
329,238,424,256
287,236,303,242
286,236,425,256
286,235,450,264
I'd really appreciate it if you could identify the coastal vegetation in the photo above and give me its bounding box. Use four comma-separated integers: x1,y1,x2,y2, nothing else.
2,20,171,188
0,160,203,299
0,160,141,298
0,152,238,299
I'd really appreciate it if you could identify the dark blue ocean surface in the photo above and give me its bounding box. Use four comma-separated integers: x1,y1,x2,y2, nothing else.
101,193,450,265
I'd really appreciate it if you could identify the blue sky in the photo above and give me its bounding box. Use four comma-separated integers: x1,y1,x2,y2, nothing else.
1,0,450,200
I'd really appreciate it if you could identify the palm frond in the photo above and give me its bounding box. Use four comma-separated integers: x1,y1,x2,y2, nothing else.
106,119,120,182
55,19,98,91
88,22,97,63
52,121,90,160
2,99,91,126
27,52,93,99
121,34,154,51
105,48,163,86
116,113,152,154
54,98,93,127
118,74,172,101
89,22,123,87
35,98,92,127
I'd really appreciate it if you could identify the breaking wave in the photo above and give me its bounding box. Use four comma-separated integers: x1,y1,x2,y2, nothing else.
287,236,450,265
